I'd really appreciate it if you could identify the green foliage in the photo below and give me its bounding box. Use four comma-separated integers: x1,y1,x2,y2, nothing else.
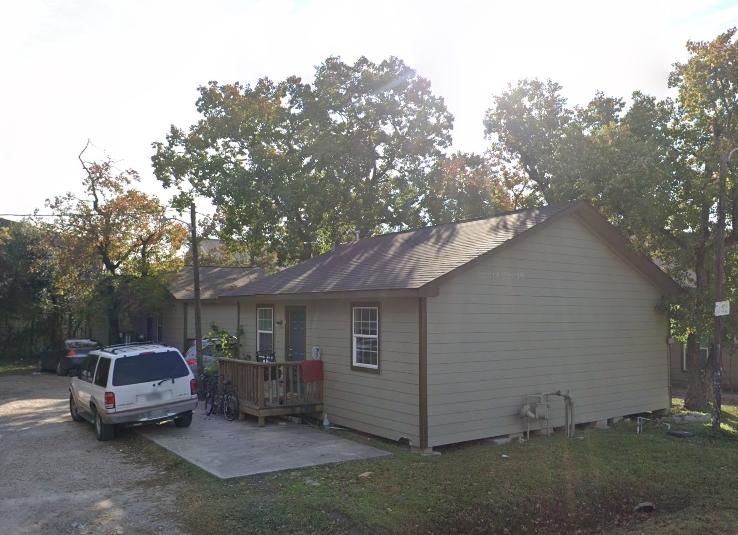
483,78,574,204
205,322,243,359
0,221,56,357
120,399,738,535
45,148,188,343
153,55,454,266
420,152,524,224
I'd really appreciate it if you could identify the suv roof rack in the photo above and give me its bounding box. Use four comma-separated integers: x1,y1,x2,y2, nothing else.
103,342,173,354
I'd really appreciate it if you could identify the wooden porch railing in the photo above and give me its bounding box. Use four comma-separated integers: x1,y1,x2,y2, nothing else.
218,358,323,426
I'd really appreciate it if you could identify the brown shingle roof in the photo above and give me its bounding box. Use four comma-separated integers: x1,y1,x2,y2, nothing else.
168,266,267,300
226,202,583,297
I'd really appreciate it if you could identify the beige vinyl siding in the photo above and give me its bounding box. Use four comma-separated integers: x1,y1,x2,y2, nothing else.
426,214,668,447
184,302,239,339
161,301,185,351
239,297,421,444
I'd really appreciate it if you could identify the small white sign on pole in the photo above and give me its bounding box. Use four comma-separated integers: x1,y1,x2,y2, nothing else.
715,301,730,317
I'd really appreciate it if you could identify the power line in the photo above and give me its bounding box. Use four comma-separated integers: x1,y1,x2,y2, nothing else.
0,210,212,218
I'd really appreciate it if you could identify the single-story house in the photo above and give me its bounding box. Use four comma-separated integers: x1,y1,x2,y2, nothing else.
217,201,680,450
162,266,267,353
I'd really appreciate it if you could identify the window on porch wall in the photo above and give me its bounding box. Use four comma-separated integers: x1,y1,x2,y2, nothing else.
353,306,379,369
257,307,273,351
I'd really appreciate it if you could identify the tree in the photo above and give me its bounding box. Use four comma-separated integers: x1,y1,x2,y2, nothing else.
153,56,454,266
483,79,574,204
0,221,56,357
421,152,523,224
669,27,738,422
47,145,188,343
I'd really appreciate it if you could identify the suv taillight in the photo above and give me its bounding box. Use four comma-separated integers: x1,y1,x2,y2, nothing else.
66,350,77,357
104,392,116,409
190,379,198,395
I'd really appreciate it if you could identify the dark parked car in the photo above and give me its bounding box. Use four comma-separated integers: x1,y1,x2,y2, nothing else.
37,339,103,376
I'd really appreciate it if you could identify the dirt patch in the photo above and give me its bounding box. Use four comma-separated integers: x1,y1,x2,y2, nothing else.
0,372,191,535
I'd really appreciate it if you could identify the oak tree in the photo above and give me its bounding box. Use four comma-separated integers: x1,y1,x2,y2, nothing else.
153,56,454,266
47,147,188,343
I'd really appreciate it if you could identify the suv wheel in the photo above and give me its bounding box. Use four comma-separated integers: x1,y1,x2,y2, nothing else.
94,410,115,441
174,411,193,428
69,395,85,422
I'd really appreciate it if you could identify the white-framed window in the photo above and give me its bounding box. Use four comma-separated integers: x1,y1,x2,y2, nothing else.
682,344,708,372
257,307,273,352
352,305,379,369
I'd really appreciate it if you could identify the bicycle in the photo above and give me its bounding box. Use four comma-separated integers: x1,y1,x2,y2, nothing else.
203,374,239,421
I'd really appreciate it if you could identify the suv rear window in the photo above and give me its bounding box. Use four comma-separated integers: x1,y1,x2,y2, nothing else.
112,351,189,386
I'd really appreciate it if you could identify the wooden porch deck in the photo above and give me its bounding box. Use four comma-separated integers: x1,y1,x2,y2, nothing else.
218,359,323,426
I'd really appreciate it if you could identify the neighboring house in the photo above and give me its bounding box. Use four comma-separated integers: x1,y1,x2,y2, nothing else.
668,341,738,391
219,201,680,450
162,266,267,353
652,259,738,392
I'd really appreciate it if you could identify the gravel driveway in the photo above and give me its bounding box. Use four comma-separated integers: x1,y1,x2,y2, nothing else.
0,372,190,535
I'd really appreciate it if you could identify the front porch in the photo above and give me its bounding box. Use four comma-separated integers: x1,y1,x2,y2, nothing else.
218,358,324,426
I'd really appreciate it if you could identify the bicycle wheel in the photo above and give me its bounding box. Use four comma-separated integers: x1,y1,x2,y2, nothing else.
224,391,239,421
205,389,216,416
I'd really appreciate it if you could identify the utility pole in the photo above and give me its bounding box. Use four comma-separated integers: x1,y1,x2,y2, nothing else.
713,152,727,429
713,147,738,429
190,203,204,399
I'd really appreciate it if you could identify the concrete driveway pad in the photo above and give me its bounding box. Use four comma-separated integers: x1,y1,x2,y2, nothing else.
137,408,392,479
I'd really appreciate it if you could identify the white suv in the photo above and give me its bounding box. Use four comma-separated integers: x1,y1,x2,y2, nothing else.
68,343,198,441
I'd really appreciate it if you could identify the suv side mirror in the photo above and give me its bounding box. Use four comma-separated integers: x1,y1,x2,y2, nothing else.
68,369,80,378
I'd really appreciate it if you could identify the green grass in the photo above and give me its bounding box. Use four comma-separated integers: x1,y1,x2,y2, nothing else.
0,355,36,377
112,400,738,535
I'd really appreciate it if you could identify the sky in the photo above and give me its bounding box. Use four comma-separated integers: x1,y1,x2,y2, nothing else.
1,0,737,220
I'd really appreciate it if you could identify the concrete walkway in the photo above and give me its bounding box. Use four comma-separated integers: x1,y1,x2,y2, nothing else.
137,407,392,479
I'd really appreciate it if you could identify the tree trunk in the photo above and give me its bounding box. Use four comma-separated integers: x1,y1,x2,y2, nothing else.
684,334,712,410
108,312,119,346
684,246,712,410
104,280,120,345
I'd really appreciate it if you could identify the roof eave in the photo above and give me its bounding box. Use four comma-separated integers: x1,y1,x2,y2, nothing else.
420,200,681,298
570,203,682,296
420,201,582,297
226,288,422,301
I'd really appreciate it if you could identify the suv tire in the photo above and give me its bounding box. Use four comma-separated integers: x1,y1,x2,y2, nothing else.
69,394,85,422
174,411,193,428
94,410,115,441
